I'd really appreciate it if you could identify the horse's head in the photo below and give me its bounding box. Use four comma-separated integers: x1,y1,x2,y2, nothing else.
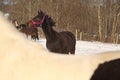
16,24,27,30
27,10,55,28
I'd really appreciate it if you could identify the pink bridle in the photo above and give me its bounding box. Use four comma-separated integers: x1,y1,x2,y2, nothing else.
31,15,45,28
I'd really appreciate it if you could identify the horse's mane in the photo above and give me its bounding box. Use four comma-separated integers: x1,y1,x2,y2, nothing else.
46,15,56,27
34,10,56,27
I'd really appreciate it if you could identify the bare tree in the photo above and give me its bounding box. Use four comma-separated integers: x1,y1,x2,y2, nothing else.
2,0,119,43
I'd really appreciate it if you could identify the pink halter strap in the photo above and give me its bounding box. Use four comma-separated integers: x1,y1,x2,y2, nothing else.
31,15,45,28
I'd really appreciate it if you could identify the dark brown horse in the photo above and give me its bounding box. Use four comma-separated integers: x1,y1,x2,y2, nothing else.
90,58,120,80
27,11,76,54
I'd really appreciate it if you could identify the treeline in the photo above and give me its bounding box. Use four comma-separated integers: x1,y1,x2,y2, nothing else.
0,0,120,43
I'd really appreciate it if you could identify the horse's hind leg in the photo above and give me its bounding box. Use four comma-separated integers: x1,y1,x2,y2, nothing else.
70,48,75,54
36,35,39,40
31,35,36,41
71,46,76,54
70,51,75,54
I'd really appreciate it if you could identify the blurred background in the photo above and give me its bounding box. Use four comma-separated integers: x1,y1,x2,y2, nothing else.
0,0,120,43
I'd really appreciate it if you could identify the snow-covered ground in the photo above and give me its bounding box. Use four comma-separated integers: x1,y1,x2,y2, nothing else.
37,39,120,55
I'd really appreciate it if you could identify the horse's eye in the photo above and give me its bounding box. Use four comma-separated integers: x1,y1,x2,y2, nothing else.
35,24,42,27
40,24,42,27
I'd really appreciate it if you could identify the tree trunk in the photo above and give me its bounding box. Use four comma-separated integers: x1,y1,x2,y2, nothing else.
111,13,119,43
98,0,102,41
28,1,32,20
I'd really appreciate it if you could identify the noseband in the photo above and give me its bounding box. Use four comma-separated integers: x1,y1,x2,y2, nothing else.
31,15,45,28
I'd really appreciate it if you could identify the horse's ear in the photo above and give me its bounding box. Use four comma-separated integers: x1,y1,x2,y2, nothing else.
39,10,42,13
38,10,43,15
38,11,40,14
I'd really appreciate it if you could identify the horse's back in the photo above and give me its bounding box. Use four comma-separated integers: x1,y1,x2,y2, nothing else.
60,31,75,40
90,58,120,80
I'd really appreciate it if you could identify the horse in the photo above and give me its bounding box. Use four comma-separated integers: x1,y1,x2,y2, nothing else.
12,19,39,41
1,12,120,80
90,58,120,80
27,10,76,54
18,24,39,41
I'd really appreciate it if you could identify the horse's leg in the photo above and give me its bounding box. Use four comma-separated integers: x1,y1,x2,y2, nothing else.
70,51,75,54
70,42,76,55
35,30,39,40
34,34,39,41
31,35,34,40
31,35,37,41
34,35,37,41
36,35,39,40
70,48,75,54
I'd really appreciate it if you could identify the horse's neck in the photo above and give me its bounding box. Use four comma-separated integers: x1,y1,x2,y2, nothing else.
42,25,57,42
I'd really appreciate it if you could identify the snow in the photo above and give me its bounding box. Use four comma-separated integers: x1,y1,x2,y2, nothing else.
75,41,120,55
37,39,120,55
